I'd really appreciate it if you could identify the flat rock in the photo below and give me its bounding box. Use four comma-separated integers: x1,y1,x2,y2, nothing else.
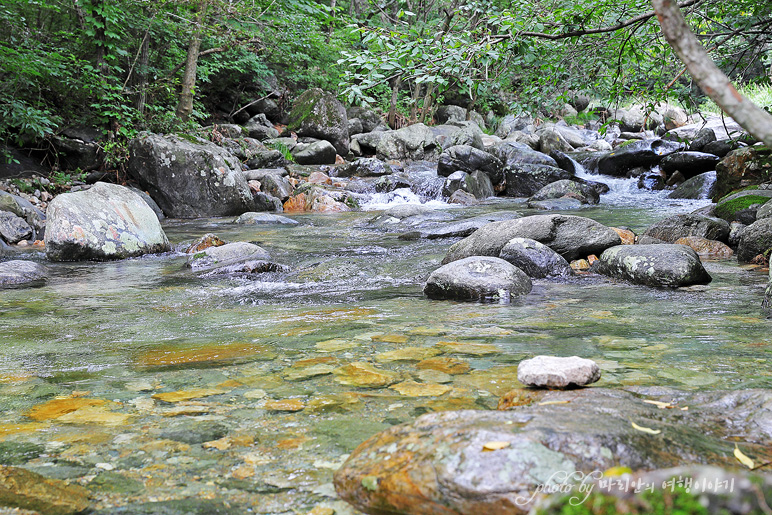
443,214,621,264
0,260,48,288
187,241,283,275
592,244,712,288
424,256,532,302
45,182,170,261
642,213,730,243
517,355,600,388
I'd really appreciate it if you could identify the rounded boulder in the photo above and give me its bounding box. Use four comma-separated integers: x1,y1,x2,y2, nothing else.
424,256,532,302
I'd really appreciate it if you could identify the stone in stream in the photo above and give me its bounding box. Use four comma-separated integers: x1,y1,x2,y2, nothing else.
187,241,286,274
437,144,504,185
517,355,600,388
0,190,46,236
642,213,730,243
0,465,90,514
287,88,349,155
713,189,772,223
528,179,600,205
667,171,717,199
592,244,712,288
91,499,245,515
234,212,298,225
375,123,440,162
399,211,522,240
424,256,532,302
291,139,337,165
0,260,48,288
442,214,621,264
0,210,33,244
45,182,170,261
442,170,495,200
712,145,772,201
596,138,682,177
659,151,720,178
128,133,255,218
334,388,772,515
504,163,572,197
674,236,733,258
737,218,772,263
499,238,573,278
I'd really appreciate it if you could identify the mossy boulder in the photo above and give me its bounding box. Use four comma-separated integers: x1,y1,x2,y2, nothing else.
713,189,772,222
713,145,772,201
287,88,349,155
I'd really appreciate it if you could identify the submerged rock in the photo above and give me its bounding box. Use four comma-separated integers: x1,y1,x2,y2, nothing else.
499,238,573,278
335,388,772,514
443,214,621,264
593,244,712,288
234,212,298,225
517,355,600,388
0,465,90,514
45,182,170,261
400,212,522,240
424,256,532,302
0,260,48,288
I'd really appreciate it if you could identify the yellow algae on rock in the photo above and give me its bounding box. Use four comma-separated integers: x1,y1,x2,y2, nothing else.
416,357,471,375
371,334,409,344
390,381,451,397
375,347,442,363
152,387,229,403
333,362,398,388
55,406,135,426
262,399,305,412
315,339,357,352
0,422,48,439
0,465,90,515
25,397,107,421
436,341,499,356
136,342,275,368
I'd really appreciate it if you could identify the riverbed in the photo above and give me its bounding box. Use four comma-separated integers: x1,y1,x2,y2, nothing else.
1,180,771,514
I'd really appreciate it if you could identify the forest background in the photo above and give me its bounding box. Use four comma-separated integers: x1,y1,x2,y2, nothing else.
0,0,770,171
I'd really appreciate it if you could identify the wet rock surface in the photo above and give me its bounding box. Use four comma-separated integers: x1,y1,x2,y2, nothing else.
499,237,573,278
0,259,48,287
45,182,170,261
335,388,772,515
517,355,600,388
593,244,712,288
424,256,532,302
642,213,730,243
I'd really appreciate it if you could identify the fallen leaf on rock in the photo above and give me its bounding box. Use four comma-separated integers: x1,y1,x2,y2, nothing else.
631,421,661,435
643,400,674,409
537,400,571,406
603,466,633,476
482,441,511,451
734,444,755,469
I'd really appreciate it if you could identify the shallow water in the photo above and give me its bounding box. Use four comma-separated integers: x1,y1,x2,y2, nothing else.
1,182,771,513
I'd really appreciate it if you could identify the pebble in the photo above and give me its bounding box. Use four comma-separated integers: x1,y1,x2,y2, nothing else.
517,355,601,388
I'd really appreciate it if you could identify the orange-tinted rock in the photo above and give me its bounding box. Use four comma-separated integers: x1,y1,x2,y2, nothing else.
674,236,733,258
185,233,226,253
283,193,308,213
25,397,107,421
570,259,590,271
0,465,90,515
307,172,332,185
333,362,397,388
152,387,229,403
136,342,275,368
611,227,636,245
497,389,544,409
262,399,305,412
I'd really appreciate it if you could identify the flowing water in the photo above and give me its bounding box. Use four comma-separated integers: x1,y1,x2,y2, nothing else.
1,174,771,513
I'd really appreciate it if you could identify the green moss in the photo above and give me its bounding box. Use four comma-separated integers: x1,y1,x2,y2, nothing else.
715,194,770,219
716,185,760,203
539,486,709,515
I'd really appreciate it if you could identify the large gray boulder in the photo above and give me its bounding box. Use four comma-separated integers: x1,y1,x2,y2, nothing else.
0,191,45,235
489,141,557,168
642,214,730,243
334,388,772,515
187,241,285,275
45,182,170,261
668,171,717,199
443,214,621,264
597,139,682,176
593,244,711,287
128,133,254,218
424,256,532,302
499,238,573,278
437,145,504,184
0,260,48,288
737,218,772,263
376,124,439,162
287,88,349,155
291,140,337,165
505,164,572,197
442,171,494,200
529,179,600,205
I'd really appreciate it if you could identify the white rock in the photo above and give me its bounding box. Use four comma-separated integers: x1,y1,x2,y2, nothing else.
517,355,600,388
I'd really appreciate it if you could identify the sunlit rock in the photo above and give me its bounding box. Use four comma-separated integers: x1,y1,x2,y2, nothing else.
517,355,600,388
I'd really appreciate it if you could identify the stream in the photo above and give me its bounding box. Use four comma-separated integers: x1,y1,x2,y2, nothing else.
1,172,771,514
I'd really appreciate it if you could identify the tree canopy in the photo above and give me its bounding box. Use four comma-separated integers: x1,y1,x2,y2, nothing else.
0,0,770,166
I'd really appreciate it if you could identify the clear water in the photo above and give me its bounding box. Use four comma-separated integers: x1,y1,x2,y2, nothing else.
1,178,770,513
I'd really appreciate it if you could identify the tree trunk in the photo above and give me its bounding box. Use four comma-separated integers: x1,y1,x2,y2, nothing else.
421,84,436,124
652,0,772,146
388,75,402,129
133,34,149,115
176,0,208,122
